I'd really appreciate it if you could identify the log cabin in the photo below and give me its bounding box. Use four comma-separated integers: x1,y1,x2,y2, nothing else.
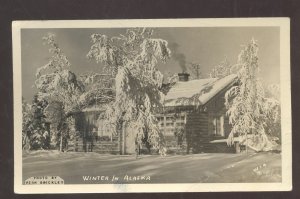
159,73,238,154
71,73,238,154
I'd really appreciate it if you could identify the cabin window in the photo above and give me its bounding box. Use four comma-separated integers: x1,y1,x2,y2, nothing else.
157,114,186,136
212,115,224,136
157,117,164,122
166,122,174,127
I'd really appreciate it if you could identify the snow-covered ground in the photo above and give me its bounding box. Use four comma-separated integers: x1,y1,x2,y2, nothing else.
23,151,281,184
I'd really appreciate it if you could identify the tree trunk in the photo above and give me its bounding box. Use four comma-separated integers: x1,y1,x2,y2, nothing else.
60,134,63,152
122,122,126,154
118,125,122,155
235,142,241,153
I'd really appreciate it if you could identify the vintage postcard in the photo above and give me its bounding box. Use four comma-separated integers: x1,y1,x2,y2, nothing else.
13,18,291,193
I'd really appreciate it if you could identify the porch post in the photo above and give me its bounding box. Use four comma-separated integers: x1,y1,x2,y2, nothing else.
235,141,240,153
122,121,126,154
118,124,122,155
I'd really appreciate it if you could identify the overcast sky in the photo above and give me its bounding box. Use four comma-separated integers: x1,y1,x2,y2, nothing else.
21,27,280,101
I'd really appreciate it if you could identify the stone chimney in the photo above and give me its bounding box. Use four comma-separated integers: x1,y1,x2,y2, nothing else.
178,73,190,82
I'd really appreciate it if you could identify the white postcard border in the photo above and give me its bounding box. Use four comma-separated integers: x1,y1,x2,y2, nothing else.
13,18,292,193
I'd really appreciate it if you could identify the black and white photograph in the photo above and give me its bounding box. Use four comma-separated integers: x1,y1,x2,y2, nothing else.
12,18,291,193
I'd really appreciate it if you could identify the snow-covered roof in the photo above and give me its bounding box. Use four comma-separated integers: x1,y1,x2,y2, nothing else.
164,74,237,106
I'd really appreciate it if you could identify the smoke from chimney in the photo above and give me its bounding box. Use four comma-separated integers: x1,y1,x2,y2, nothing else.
169,42,187,72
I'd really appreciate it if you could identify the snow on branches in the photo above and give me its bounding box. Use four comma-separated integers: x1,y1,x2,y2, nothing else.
263,84,281,141
225,39,277,151
36,33,70,78
22,96,50,150
22,98,33,149
210,57,231,78
87,28,171,155
35,34,83,113
34,33,83,151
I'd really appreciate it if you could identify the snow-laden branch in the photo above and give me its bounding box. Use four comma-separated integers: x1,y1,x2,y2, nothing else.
87,28,171,155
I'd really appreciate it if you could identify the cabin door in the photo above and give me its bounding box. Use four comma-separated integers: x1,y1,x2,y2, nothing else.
213,115,225,136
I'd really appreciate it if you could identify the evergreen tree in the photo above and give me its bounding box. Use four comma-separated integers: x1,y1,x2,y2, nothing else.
22,95,50,150
22,97,32,150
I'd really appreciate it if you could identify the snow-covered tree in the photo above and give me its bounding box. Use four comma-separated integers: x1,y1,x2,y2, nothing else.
87,28,171,155
30,95,50,150
22,95,50,150
35,33,83,151
264,84,281,142
188,62,202,79
265,84,280,101
264,98,281,141
225,39,274,151
22,97,33,150
210,57,231,78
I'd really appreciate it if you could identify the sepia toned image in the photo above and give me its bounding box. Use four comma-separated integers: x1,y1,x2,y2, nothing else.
13,18,291,193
